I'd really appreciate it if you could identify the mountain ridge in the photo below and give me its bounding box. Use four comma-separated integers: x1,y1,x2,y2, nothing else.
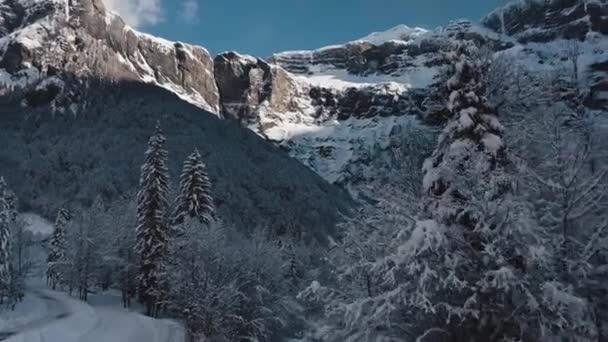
2,0,608,188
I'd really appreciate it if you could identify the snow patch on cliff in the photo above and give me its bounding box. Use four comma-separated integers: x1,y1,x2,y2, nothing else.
357,25,428,45
297,62,438,91
275,115,418,184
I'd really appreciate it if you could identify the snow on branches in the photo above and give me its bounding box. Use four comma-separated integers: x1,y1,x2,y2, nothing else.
173,149,215,226
135,122,170,317
0,177,17,301
422,41,509,227
298,41,599,342
47,207,69,290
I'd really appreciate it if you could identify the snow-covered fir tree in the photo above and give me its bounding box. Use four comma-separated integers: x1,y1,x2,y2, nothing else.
172,149,215,226
0,178,17,223
135,122,170,317
415,41,596,342
47,208,69,290
0,177,15,302
0,178,20,308
9,218,28,308
298,41,598,342
422,42,509,222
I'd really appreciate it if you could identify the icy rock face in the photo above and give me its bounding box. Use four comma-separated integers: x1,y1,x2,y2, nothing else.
483,0,608,43
268,25,428,76
243,22,508,186
213,26,444,185
269,22,508,77
482,0,608,111
214,51,301,124
0,0,219,112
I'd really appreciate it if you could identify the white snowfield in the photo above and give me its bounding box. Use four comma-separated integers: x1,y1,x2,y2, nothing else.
1,287,184,342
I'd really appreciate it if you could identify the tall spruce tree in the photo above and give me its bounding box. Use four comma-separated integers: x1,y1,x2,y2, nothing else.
135,122,170,317
173,149,215,226
423,43,509,225
417,41,595,341
0,178,13,301
297,42,598,342
47,208,69,290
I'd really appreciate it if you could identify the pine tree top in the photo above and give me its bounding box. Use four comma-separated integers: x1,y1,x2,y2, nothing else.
55,208,70,227
150,121,167,147
173,149,215,226
0,179,6,211
0,177,6,193
423,40,512,227
0,177,18,221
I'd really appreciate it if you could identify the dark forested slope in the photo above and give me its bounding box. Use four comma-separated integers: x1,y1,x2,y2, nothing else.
0,80,351,241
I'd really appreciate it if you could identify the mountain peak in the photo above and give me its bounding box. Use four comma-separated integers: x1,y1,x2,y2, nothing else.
356,24,428,45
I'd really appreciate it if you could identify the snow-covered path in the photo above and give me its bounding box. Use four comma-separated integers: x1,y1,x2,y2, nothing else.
1,288,184,342
0,290,71,340
1,214,184,342
78,306,183,342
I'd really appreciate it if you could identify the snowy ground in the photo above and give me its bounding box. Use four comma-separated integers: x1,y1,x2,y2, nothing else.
0,215,185,342
1,283,184,342
0,287,57,335
18,214,53,236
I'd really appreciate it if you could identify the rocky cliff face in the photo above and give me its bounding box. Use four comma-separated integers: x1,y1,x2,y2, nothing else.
483,0,608,43
481,0,608,111
0,0,219,112
214,52,301,125
222,21,512,184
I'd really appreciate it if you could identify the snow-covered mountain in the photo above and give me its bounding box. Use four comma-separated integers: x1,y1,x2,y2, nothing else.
0,0,351,238
0,0,219,112
244,0,608,186
257,21,507,184
483,0,607,43
1,0,608,188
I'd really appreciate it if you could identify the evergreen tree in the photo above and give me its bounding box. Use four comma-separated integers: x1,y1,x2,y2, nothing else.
47,208,69,290
0,177,18,307
135,122,170,317
422,42,509,226
0,178,18,222
173,149,215,226
298,42,597,342
0,177,13,302
416,41,594,341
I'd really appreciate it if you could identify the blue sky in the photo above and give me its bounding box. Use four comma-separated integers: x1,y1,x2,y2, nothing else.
104,0,503,57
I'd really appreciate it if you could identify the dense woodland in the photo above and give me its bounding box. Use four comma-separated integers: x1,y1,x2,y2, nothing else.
1,38,607,342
